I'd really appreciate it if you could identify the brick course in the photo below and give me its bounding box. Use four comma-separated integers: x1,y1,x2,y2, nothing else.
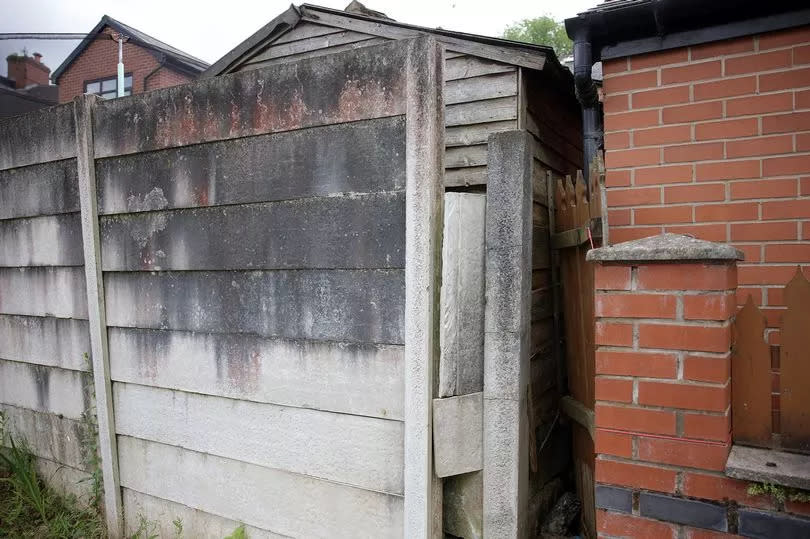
56,26,195,103
602,26,810,332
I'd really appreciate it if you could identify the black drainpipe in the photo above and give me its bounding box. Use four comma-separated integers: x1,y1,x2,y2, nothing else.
571,26,603,182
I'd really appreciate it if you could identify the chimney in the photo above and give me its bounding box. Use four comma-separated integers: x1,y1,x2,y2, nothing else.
7,52,51,89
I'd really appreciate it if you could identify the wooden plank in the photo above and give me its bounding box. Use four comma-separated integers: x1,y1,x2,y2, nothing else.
0,159,79,220
445,120,516,147
445,144,487,168
273,22,345,44
113,383,404,494
780,268,810,452
445,166,487,187
0,213,84,267
0,359,88,420
100,192,405,271
446,96,518,127
439,193,486,397
117,436,404,538
247,30,379,63
0,315,90,372
0,102,76,170
104,269,405,344
238,37,390,70
445,71,517,105
0,266,87,319
97,116,405,215
560,396,594,441
445,56,514,82
93,40,408,158
108,327,403,420
732,297,772,447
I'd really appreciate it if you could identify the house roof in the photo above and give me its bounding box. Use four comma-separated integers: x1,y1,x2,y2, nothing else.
52,15,209,83
203,3,569,80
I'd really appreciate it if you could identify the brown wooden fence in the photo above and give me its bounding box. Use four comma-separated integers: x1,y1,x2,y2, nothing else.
549,153,606,538
733,268,810,453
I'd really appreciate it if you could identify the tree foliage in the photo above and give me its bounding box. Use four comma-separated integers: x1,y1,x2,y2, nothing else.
502,15,573,59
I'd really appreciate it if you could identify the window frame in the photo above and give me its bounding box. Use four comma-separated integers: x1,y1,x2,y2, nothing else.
83,72,134,99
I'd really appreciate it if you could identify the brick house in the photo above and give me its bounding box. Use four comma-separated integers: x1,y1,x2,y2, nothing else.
566,0,810,537
0,52,58,117
52,15,208,103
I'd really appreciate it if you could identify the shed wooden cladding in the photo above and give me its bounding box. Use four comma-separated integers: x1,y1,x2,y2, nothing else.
732,268,810,453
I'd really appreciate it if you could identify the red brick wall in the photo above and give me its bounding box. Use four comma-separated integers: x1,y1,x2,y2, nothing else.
602,26,810,339
593,258,810,537
57,26,194,103
7,55,50,88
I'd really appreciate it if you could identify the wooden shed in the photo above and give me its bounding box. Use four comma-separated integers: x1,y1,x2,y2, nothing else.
204,2,582,190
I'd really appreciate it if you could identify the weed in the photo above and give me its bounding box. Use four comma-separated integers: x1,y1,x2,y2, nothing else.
0,433,105,538
748,481,810,504
129,513,158,539
224,524,248,539
172,516,184,537
79,353,103,510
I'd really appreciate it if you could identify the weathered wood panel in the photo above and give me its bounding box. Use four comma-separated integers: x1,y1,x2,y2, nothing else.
0,359,89,419
0,266,88,319
0,213,84,267
780,269,810,452
104,270,404,344
247,30,379,63
445,166,487,187
100,192,404,271
439,193,486,397
446,121,517,148
445,71,517,105
108,327,403,420
122,488,287,539
93,40,409,158
446,96,517,127
273,22,344,45
0,315,90,371
445,145,487,169
444,55,514,82
0,103,76,170
114,383,403,493
0,159,79,219
96,116,405,215
117,436,404,538
731,298,772,447
242,37,391,70
0,403,86,469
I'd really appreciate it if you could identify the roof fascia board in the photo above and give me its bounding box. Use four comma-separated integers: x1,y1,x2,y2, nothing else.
299,8,546,70
202,5,301,78
600,7,810,59
51,17,109,82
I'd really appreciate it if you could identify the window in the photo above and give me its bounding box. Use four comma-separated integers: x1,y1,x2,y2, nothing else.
84,74,133,99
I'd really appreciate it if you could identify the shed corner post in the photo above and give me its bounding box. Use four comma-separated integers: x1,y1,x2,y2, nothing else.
404,34,445,539
73,93,124,538
483,130,534,538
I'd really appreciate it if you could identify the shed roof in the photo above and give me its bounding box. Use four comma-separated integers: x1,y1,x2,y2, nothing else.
52,15,209,83
203,3,570,80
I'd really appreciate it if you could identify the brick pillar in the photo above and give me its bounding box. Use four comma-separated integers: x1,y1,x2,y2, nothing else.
586,233,742,538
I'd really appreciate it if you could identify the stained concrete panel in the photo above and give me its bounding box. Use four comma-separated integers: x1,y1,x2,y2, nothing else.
0,266,88,319
93,40,409,158
114,383,404,494
0,403,86,469
104,269,404,344
0,159,79,219
0,213,84,267
117,436,404,538
0,103,76,170
0,359,89,420
108,327,403,420
96,117,406,214
100,192,405,271
0,314,90,371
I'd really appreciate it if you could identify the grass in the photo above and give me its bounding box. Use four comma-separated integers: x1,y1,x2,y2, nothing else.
0,435,105,538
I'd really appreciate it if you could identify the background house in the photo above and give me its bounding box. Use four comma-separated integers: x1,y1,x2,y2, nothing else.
0,52,57,118
52,15,209,103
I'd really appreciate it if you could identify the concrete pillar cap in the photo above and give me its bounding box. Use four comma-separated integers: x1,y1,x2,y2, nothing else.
586,233,744,263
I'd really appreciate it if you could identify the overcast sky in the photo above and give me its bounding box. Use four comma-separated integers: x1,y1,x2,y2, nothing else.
0,0,596,79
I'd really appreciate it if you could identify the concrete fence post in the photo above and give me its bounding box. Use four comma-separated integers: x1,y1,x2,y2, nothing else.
483,130,533,538
404,35,445,538
74,94,123,537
